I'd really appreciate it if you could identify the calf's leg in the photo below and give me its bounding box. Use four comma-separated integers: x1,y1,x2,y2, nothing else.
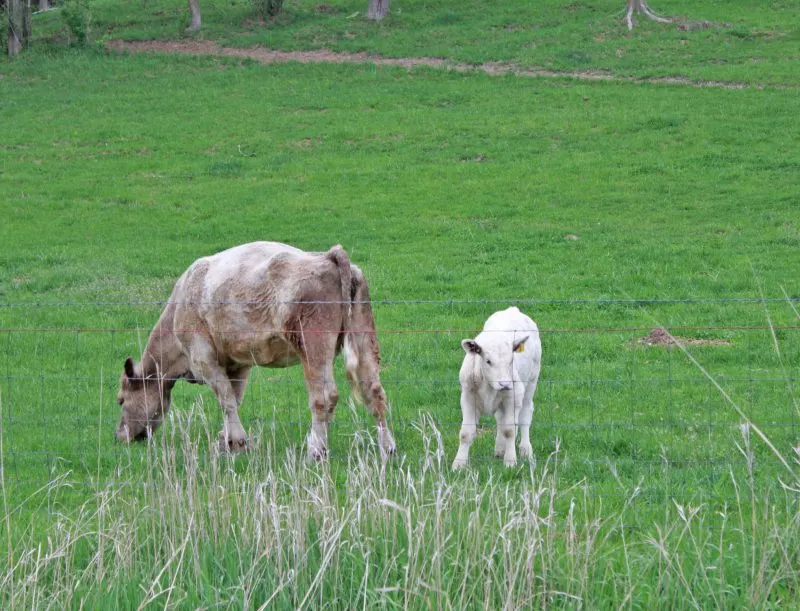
494,410,509,458
452,392,479,470
498,401,517,468
517,382,537,459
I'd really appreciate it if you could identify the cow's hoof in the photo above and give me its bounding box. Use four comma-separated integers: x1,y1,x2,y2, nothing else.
219,434,249,453
519,444,533,459
306,437,328,463
504,457,517,468
378,427,397,458
452,458,468,471
380,439,397,458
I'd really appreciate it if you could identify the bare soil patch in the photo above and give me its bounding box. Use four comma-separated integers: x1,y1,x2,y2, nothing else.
106,40,768,90
636,327,732,348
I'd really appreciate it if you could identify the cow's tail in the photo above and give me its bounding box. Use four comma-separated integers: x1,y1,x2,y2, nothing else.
327,244,353,323
327,244,364,403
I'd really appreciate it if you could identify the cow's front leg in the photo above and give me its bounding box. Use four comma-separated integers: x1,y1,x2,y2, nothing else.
190,343,248,452
452,392,479,470
302,361,339,462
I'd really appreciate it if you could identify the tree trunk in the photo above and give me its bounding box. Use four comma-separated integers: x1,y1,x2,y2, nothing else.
7,0,22,55
38,0,50,12
22,0,30,48
187,0,201,31
367,0,388,22
626,0,671,30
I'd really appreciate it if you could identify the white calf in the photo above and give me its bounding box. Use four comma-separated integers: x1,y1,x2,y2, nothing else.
452,307,542,469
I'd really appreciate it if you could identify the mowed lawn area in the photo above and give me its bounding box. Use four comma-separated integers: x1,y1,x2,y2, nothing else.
1,1,800,606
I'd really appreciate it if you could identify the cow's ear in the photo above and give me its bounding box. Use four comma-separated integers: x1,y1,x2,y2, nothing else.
462,339,482,355
124,357,136,379
513,336,529,354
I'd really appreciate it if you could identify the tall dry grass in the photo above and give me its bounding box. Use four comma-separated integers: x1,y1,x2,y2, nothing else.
1,400,800,609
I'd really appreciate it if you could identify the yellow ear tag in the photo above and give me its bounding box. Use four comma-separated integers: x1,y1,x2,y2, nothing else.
515,343,525,353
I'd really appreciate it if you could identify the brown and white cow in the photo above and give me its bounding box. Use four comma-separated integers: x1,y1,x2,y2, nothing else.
115,241,396,461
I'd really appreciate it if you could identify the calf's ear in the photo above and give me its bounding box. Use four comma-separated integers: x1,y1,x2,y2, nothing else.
513,336,529,353
461,339,482,355
124,357,136,379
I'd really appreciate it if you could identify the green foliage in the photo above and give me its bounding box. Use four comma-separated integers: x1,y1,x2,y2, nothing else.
61,0,92,46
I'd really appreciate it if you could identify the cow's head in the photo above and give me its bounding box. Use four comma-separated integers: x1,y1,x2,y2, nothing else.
461,335,529,392
115,357,170,443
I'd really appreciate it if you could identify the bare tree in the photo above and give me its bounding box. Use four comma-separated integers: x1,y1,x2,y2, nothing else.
22,0,30,46
187,0,201,30
367,0,388,21
625,0,671,30
7,0,23,55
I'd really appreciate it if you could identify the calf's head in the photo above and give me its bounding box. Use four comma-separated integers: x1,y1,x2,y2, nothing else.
116,357,170,443
462,335,529,391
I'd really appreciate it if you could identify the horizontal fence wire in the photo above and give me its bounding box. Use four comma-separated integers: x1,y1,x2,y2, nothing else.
1,325,799,334
1,298,799,508
1,296,799,307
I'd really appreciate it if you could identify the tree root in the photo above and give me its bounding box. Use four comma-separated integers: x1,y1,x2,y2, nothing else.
626,0,672,30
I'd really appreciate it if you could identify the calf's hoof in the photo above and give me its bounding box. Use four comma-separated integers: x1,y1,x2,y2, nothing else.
306,446,328,463
218,433,249,453
519,443,533,459
504,456,517,468
452,458,468,471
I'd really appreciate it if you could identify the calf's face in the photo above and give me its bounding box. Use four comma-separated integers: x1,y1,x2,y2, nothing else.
115,358,168,443
462,336,529,391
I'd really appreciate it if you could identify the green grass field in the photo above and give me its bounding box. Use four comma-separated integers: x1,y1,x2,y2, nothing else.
2,0,800,606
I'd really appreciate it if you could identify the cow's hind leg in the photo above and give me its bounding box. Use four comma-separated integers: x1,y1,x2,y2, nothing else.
301,352,339,463
357,378,396,458
188,340,248,452
343,336,396,457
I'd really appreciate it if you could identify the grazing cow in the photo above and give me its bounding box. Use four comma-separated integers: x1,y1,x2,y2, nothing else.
115,241,396,461
452,307,541,470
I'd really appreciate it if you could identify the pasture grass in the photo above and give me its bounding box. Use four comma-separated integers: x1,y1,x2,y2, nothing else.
0,37,799,607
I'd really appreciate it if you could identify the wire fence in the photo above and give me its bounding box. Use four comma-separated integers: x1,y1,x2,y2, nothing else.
1,296,799,505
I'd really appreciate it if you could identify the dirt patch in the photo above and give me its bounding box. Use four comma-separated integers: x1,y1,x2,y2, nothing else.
637,327,732,348
105,40,776,90
676,20,726,32
106,39,453,70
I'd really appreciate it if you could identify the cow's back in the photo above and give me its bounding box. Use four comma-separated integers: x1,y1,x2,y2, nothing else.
172,242,344,367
